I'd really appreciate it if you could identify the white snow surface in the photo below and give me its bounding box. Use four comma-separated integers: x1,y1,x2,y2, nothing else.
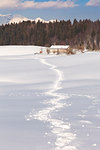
34,17,56,23
0,14,57,25
50,45,69,49
9,16,56,24
0,46,100,150
9,15,30,24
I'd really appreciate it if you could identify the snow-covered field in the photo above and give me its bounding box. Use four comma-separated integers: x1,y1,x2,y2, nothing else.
0,46,100,150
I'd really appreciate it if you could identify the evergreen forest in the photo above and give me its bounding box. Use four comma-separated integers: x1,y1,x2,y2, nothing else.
0,19,100,50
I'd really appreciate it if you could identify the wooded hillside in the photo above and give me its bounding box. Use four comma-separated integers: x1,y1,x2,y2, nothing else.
0,19,100,50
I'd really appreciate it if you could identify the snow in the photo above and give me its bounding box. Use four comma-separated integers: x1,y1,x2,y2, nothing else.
0,45,46,56
0,14,57,25
50,45,69,49
34,17,57,23
35,17,47,23
9,15,29,24
9,16,57,24
0,46,100,150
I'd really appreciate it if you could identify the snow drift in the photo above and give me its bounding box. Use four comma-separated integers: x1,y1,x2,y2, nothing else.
0,46,100,150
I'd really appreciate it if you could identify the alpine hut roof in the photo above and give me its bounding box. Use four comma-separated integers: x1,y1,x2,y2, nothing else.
50,45,69,49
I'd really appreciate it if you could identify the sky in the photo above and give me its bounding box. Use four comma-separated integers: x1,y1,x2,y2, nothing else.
0,0,100,21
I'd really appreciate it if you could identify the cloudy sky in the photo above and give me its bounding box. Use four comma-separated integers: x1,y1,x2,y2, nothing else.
0,0,100,20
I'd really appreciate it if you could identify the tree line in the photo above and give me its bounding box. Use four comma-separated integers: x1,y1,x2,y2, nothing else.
0,19,100,50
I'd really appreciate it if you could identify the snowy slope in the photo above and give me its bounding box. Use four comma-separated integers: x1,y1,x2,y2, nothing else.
0,14,57,25
0,46,100,150
0,45,44,56
0,14,29,25
35,17,56,23
9,15,30,24
9,16,56,24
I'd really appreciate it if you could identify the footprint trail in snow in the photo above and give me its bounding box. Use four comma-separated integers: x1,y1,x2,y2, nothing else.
25,57,77,150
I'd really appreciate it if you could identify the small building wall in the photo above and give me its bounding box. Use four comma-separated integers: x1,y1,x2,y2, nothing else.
46,45,74,54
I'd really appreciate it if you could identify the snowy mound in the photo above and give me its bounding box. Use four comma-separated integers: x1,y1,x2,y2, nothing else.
10,16,57,24
34,17,57,23
35,17,46,23
9,15,31,24
0,14,57,25
0,46,100,150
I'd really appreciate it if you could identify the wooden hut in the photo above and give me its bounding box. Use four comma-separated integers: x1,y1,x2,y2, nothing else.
46,45,73,54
